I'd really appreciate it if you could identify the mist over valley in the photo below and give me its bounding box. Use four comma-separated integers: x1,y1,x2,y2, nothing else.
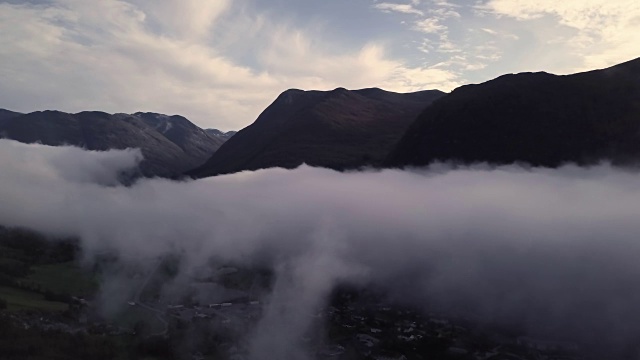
2,1,640,358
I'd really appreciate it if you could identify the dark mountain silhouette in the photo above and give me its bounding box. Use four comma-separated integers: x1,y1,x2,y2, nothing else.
0,109,22,124
0,110,233,177
188,87,445,178
387,57,640,168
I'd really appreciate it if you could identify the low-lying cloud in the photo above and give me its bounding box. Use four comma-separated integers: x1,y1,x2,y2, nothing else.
2,139,640,357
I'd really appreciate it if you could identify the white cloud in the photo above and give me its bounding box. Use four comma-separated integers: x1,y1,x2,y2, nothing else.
374,0,474,83
431,0,461,7
414,18,447,33
464,63,487,70
431,7,461,18
386,66,461,92
431,55,487,72
373,2,424,16
259,28,461,92
480,0,640,70
435,34,463,53
0,1,276,130
480,27,498,35
0,0,447,131
479,27,519,40
132,0,230,40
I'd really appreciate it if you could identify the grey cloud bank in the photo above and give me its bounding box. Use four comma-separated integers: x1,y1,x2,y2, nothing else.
1,139,640,356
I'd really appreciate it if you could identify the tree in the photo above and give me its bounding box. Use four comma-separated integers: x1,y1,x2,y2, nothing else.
0,298,7,310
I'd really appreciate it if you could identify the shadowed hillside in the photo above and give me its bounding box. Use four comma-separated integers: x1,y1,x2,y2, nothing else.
387,57,640,168
0,110,233,177
188,87,445,178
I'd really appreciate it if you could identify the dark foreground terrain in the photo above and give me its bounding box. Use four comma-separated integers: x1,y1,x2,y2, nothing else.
0,227,612,360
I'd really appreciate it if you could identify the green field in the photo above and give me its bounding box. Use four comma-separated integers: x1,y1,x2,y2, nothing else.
0,286,68,312
27,262,98,297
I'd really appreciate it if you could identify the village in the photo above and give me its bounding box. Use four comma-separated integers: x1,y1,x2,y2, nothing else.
0,244,586,360
113,265,585,360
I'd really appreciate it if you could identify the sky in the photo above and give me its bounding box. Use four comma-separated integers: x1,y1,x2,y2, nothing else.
1,0,639,130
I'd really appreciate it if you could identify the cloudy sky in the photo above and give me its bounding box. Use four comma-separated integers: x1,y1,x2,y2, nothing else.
1,0,638,130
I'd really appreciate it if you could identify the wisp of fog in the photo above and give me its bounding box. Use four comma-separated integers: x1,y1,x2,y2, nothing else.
1,139,640,358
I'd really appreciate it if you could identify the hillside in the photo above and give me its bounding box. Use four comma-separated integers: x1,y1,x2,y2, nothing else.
0,110,233,177
134,112,228,165
205,129,237,139
188,87,445,178
387,57,640,168
0,109,22,124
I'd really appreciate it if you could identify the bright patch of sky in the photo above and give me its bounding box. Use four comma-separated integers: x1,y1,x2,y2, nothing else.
0,0,638,130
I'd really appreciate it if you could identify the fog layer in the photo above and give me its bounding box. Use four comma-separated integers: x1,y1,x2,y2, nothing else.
2,139,640,355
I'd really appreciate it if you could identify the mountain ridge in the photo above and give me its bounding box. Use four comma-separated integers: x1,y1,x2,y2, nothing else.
188,87,446,178
0,109,234,177
387,57,640,168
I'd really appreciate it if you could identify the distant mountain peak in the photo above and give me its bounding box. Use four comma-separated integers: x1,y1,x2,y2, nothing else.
205,129,236,138
0,109,23,123
188,86,446,178
134,111,170,119
0,110,232,177
276,88,309,105
283,88,305,93
354,87,386,95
